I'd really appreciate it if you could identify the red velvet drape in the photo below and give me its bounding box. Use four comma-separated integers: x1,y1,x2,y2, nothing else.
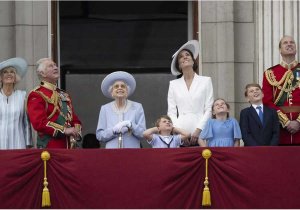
0,147,300,208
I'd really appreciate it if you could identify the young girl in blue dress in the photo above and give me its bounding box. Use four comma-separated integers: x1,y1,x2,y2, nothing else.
198,98,241,147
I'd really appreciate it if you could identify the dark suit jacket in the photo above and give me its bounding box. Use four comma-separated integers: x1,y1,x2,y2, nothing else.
240,105,280,146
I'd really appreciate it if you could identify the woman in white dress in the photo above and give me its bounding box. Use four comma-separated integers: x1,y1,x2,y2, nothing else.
0,57,32,149
167,40,214,145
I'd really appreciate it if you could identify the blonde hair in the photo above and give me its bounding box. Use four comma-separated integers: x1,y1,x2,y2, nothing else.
0,67,21,86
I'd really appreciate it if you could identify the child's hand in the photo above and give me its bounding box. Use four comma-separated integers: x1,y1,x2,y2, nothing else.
182,138,190,146
198,138,206,147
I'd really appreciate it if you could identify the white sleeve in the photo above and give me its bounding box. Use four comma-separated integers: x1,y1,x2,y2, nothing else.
197,77,214,130
167,81,178,126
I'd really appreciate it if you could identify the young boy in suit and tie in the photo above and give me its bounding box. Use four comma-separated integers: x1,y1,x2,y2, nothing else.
240,83,280,146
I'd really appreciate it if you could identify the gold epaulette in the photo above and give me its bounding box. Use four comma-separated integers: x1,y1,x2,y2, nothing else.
29,87,60,120
28,85,42,95
35,90,58,105
266,64,280,71
264,68,293,87
265,67,295,105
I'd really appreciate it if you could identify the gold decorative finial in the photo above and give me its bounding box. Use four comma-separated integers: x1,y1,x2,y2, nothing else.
202,149,212,159
41,151,50,161
41,151,51,207
202,149,212,206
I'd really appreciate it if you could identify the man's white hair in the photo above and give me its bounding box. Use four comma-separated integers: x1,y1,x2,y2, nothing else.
36,58,51,79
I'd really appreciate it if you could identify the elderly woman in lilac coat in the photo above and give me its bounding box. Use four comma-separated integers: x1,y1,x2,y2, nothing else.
96,71,146,148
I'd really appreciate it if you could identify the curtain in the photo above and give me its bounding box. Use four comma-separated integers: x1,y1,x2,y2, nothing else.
0,147,299,208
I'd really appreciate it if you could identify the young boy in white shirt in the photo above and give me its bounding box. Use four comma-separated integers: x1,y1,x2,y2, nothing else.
143,115,190,148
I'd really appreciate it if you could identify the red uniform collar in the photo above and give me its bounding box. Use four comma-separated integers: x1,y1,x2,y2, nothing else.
280,60,298,70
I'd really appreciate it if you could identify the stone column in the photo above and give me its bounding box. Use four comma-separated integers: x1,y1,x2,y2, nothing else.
200,1,235,115
256,0,300,84
14,1,49,92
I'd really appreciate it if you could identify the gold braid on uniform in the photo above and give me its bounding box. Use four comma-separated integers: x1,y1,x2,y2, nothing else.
277,110,290,127
264,69,298,104
35,90,73,124
264,69,300,127
35,90,59,120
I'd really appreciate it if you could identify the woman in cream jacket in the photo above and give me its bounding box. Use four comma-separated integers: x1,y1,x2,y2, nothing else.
167,40,214,145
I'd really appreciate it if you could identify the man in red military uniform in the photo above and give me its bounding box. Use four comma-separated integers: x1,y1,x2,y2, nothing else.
27,58,82,148
262,35,300,145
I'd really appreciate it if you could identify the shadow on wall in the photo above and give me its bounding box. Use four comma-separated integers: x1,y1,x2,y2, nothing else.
82,133,152,148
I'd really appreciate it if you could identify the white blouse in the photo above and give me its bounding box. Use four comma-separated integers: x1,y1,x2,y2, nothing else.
0,90,32,149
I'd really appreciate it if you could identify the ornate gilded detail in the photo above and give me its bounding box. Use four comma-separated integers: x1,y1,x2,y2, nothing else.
202,149,212,206
280,60,298,70
33,89,73,123
265,68,300,105
34,90,59,120
277,110,290,127
41,151,51,207
46,121,64,133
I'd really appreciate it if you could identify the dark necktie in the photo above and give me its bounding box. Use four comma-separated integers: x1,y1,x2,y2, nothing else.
256,106,263,124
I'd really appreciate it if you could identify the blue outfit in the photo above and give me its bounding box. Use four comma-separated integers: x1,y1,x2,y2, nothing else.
96,100,146,148
200,117,241,147
149,134,182,148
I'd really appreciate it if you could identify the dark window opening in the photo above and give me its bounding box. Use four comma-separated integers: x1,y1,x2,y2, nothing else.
59,1,188,72
59,1,189,140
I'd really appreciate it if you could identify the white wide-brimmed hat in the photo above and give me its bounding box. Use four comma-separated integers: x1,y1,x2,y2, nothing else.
101,71,136,99
0,57,28,78
171,40,199,76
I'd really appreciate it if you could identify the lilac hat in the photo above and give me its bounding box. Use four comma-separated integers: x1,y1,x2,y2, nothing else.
101,71,136,99
0,57,28,78
171,40,199,76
